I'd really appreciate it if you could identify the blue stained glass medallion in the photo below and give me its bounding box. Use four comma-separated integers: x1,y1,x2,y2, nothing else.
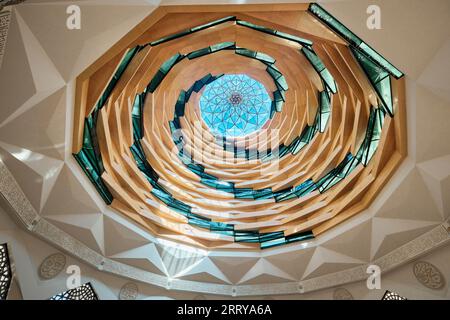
199,74,272,137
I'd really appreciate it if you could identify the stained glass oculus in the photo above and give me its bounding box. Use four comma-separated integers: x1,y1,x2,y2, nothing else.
199,74,272,137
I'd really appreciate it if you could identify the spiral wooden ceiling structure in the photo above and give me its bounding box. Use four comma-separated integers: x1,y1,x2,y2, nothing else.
72,3,406,251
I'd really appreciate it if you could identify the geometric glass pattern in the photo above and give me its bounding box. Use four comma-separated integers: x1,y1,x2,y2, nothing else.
381,290,407,300
200,74,271,137
0,243,12,300
49,283,99,300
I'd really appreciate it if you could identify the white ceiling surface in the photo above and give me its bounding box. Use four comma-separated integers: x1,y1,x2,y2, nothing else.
1,205,449,300
0,0,449,295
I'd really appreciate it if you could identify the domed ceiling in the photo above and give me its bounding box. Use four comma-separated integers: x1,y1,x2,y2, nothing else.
1,1,449,297
72,3,406,250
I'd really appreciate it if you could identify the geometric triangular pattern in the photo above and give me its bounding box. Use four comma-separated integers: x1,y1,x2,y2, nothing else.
177,257,231,284
0,141,63,213
2,1,449,298
16,4,154,81
14,9,64,91
375,168,443,222
265,248,315,281
370,217,438,260
0,142,48,212
0,9,36,124
415,85,450,162
46,213,105,254
417,37,450,103
417,154,450,220
0,88,66,160
208,256,259,284
103,215,151,256
40,165,102,216
14,9,64,93
301,247,365,280
238,258,297,284
155,243,207,278
110,243,167,276
321,220,372,262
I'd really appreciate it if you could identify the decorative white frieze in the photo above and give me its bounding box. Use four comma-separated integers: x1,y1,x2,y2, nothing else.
1,159,449,296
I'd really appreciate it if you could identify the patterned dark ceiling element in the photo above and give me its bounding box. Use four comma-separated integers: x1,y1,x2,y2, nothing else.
49,282,99,300
0,243,12,300
0,0,26,12
381,290,407,300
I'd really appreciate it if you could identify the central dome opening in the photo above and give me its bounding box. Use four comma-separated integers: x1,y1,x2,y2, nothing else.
199,74,272,137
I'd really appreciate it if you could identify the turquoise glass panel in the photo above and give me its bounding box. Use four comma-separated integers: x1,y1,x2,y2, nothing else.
199,74,272,137
97,46,140,110
351,47,394,117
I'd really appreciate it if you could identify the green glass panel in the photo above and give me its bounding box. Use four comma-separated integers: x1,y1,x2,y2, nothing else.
190,16,236,32
260,237,286,249
235,47,256,59
150,29,191,46
319,90,331,132
147,53,184,92
187,163,205,175
97,46,139,109
210,41,235,52
301,46,325,71
267,65,282,80
253,188,273,200
209,221,234,232
276,75,289,91
174,90,186,117
277,144,289,158
316,153,360,193
187,47,211,60
132,94,144,139
259,232,285,243
73,151,113,204
234,188,255,199
201,178,235,191
197,170,218,181
274,188,296,202
294,179,316,197
147,71,165,93
285,231,314,244
355,108,385,165
270,102,276,118
151,188,173,203
320,69,337,94
274,30,313,46
237,20,312,46
188,212,211,221
308,3,363,46
358,42,403,79
160,53,184,74
188,218,211,229
236,20,275,35
255,52,276,64
234,231,260,243
351,47,394,117
150,16,236,47
178,149,193,165
375,76,393,116
273,91,284,112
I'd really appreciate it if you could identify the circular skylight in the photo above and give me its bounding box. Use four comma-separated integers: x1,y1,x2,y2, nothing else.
199,74,272,137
